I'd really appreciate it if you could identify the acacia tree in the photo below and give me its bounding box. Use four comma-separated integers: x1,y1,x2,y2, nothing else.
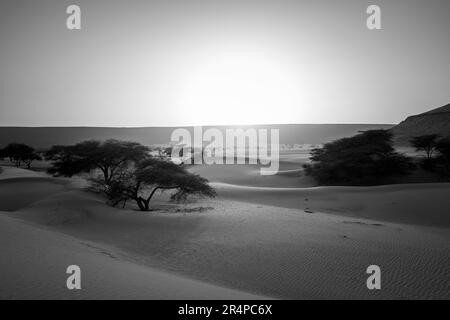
303,130,412,185
1,143,42,168
45,140,150,182
410,134,440,160
96,158,216,211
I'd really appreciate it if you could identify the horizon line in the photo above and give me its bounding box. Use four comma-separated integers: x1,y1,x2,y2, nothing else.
0,122,397,129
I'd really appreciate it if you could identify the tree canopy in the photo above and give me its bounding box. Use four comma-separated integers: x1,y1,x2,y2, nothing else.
92,157,216,211
45,139,150,182
1,143,42,168
45,139,215,211
303,130,412,185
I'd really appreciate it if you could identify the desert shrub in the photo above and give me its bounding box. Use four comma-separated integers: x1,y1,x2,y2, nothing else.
303,130,413,185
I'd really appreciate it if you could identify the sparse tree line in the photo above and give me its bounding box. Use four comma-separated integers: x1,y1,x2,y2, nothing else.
0,140,215,211
1,131,449,199
303,130,450,185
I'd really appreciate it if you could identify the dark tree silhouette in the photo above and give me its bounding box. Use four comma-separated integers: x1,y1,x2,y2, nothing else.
94,158,216,211
0,148,6,160
1,143,42,168
410,134,440,160
45,140,150,183
435,138,450,176
303,130,412,185
436,138,450,158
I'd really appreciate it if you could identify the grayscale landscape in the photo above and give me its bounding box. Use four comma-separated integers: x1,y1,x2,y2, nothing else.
1,0,449,300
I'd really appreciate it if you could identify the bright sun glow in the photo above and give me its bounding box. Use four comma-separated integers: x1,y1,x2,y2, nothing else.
178,50,305,126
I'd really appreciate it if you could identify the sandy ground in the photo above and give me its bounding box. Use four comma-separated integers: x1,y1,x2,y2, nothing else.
0,166,48,180
0,214,263,299
189,162,317,188
213,183,450,228
0,165,449,299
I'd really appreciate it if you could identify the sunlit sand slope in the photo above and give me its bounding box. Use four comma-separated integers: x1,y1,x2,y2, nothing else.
1,167,449,299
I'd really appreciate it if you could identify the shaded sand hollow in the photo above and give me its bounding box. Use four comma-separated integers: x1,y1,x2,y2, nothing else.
0,166,449,299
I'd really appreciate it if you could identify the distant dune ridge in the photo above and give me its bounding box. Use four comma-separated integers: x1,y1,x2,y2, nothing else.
0,124,393,149
391,103,450,145
1,103,449,149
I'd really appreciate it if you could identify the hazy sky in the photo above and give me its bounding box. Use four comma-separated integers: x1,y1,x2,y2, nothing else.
0,0,449,126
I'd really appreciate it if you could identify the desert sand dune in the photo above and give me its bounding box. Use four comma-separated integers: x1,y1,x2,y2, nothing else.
189,163,317,188
0,167,71,211
189,163,450,227
213,183,450,228
1,167,449,299
0,214,264,299
0,166,48,180
0,178,67,211
0,174,446,299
